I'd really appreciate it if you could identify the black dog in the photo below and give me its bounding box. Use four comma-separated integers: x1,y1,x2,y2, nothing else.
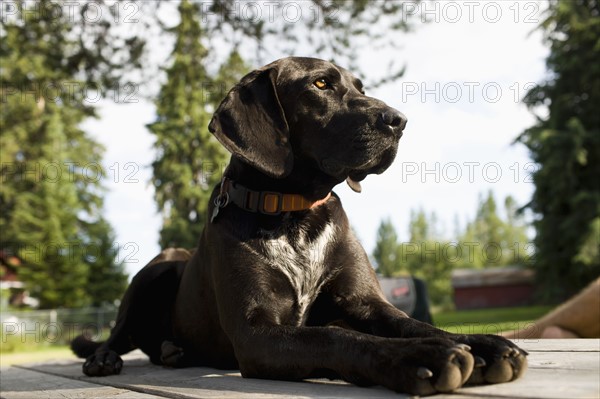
72,57,527,395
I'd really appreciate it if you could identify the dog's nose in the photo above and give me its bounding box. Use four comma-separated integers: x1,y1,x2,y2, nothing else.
380,110,407,131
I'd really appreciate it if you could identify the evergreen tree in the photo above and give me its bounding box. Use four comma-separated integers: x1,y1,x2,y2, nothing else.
148,0,248,248
202,1,415,84
459,192,529,268
10,112,90,308
517,0,600,299
503,196,530,265
402,210,454,307
461,192,513,267
373,213,455,306
373,219,403,277
409,209,432,244
378,197,529,308
210,50,249,108
1,0,136,308
81,219,127,307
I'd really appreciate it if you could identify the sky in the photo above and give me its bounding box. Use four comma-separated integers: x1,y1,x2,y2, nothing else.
82,1,549,278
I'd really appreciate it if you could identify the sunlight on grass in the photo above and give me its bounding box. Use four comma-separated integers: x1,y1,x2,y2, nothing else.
0,305,555,368
0,346,75,367
434,305,554,335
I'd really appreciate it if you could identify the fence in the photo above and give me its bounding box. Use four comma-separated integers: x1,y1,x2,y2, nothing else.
1,306,118,348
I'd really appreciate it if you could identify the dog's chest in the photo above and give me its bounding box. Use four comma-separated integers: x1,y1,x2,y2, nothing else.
260,222,337,325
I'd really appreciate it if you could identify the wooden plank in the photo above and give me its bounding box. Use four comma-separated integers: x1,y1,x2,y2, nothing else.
454,351,600,399
0,367,157,399
516,338,600,352
15,340,600,399
23,356,408,399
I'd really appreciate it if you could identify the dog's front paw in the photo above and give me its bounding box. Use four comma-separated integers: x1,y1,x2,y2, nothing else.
373,339,474,396
407,341,474,395
457,334,528,385
82,350,123,376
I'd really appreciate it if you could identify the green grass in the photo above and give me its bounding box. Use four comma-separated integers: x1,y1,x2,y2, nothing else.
433,305,553,335
0,326,112,368
0,306,553,367
0,346,74,367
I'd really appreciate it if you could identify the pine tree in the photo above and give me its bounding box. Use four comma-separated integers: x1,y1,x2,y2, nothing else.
503,196,530,265
9,112,89,308
459,192,528,268
372,211,455,306
517,0,600,299
403,210,454,307
379,197,530,308
461,192,506,267
409,209,432,244
81,219,127,307
373,219,403,277
148,0,248,248
1,0,132,308
210,50,249,108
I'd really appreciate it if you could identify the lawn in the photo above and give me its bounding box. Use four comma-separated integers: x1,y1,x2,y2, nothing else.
433,305,554,335
0,346,74,367
0,326,112,367
0,305,553,367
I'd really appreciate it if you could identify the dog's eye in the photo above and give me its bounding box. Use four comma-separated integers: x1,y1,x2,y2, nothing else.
314,78,330,90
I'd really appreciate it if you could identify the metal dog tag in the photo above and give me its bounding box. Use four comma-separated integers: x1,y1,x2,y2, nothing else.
210,193,229,223
210,206,220,223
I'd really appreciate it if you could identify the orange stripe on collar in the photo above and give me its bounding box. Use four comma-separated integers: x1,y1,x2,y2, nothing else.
218,177,331,216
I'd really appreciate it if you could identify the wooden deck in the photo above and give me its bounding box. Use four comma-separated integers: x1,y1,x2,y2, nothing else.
1,339,598,398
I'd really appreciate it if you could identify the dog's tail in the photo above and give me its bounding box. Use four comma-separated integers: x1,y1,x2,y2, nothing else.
71,335,102,358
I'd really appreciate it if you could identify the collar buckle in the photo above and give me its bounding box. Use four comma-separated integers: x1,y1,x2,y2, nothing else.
259,191,283,215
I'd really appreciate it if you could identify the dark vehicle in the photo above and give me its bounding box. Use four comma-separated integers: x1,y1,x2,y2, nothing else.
378,276,433,324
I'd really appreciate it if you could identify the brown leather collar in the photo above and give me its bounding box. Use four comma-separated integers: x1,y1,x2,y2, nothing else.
215,177,332,217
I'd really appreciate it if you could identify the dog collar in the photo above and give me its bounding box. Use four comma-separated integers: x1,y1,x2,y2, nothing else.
211,178,332,221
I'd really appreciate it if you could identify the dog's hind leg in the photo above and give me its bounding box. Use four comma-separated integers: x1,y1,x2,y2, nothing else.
72,252,188,376
160,340,187,368
74,297,136,376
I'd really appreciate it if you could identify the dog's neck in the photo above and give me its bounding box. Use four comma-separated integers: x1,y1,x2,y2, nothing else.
224,157,341,202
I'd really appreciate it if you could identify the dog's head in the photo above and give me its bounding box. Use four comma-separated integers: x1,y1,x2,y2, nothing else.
209,57,406,192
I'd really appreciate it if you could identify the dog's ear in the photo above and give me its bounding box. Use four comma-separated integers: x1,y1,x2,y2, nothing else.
209,67,293,178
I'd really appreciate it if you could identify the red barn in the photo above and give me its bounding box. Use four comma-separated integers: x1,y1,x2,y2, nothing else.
452,267,535,310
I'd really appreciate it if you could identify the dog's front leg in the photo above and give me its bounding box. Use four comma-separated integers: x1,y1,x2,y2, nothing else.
230,324,474,395
336,292,528,387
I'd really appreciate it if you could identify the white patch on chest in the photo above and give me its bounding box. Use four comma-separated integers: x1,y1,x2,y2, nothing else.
261,222,337,325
